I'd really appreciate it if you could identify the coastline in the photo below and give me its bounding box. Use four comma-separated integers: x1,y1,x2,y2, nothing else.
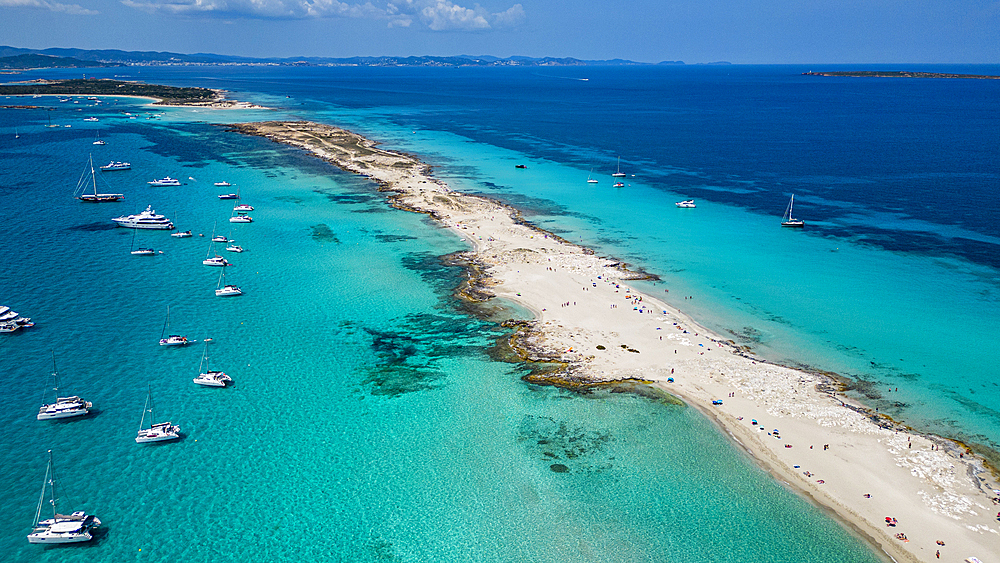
231,120,1000,563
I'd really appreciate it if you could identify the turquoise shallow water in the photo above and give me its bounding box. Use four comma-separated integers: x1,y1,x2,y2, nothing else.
0,95,888,561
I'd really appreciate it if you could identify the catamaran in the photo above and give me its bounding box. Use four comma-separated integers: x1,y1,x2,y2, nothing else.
159,305,194,346
27,451,101,544
781,194,805,228
215,268,242,297
75,155,124,202
135,387,180,443
193,341,232,387
36,353,92,420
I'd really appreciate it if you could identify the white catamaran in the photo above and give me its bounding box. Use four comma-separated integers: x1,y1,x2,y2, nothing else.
159,305,194,346
193,341,232,387
27,450,101,544
135,387,180,443
37,353,92,420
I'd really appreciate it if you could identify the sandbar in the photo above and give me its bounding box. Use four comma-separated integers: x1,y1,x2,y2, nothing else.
232,120,1000,563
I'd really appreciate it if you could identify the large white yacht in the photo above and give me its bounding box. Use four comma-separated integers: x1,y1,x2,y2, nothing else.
27,451,101,544
1,305,33,331
112,205,174,230
100,161,130,171
148,177,181,187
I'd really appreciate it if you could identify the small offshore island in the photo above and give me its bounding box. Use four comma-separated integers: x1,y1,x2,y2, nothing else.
804,71,1000,79
231,120,999,563
0,78,262,107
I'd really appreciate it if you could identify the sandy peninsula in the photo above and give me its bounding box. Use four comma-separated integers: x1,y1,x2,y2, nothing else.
232,120,1000,563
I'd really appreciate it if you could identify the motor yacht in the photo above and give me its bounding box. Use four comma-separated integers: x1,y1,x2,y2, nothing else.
112,205,174,229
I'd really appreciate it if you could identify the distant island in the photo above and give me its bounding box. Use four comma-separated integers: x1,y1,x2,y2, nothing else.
0,54,123,71
0,78,218,105
803,71,1000,80
0,45,680,68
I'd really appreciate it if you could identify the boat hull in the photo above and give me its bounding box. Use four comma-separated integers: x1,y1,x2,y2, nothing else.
37,408,90,420
114,221,174,230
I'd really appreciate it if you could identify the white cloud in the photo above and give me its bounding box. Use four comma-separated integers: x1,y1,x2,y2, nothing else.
118,0,524,30
0,0,98,15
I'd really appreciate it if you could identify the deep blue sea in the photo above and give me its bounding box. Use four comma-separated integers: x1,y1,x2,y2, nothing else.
1,64,998,562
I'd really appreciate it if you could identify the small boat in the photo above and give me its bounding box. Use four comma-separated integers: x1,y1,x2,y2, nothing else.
587,169,598,184
112,205,173,229
100,161,130,171
92,139,105,146
214,181,231,187
158,305,194,347
148,177,181,187
129,228,155,256
211,235,228,243
612,156,626,178
193,341,232,387
781,194,805,228
75,156,124,202
233,203,254,211
515,164,527,169
229,212,252,223
37,353,92,420
675,200,696,208
613,181,625,188
135,386,180,443
225,244,244,253
83,117,98,122
27,451,101,544
217,193,239,200
215,268,242,297
171,230,192,238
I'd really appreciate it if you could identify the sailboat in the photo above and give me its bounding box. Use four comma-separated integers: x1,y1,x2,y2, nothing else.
135,386,180,443
203,241,230,266
781,194,805,228
92,131,105,146
159,305,194,346
14,127,19,139
193,341,232,387
586,169,598,184
215,268,242,297
26,451,101,544
129,227,155,256
612,156,626,178
36,352,92,420
75,155,124,202
45,112,59,128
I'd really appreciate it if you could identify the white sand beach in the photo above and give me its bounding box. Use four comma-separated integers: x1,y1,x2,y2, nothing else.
234,121,1000,563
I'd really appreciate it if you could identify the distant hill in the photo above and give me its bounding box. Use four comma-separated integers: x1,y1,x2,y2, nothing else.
0,53,123,70
0,46,671,67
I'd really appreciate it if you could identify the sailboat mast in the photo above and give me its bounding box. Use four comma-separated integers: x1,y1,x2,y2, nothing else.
89,156,97,196
161,305,169,340
47,450,57,523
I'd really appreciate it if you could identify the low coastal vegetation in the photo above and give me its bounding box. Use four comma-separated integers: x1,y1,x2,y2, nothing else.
0,78,217,104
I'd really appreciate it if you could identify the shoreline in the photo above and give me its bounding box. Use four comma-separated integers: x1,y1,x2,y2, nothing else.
230,120,1000,563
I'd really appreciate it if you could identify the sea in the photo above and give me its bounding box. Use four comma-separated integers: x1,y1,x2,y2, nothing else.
1,64,997,562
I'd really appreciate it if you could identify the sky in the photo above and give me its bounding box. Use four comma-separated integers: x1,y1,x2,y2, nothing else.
1,0,999,63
